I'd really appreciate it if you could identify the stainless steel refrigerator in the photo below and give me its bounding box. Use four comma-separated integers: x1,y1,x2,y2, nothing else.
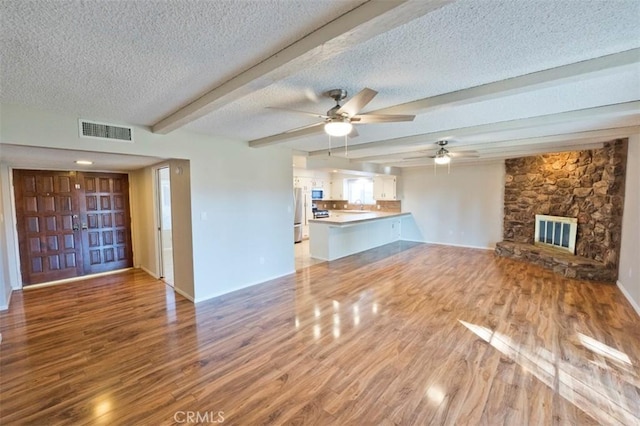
293,187,303,243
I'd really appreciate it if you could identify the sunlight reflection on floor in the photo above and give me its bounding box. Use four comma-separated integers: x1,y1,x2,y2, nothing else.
459,320,640,425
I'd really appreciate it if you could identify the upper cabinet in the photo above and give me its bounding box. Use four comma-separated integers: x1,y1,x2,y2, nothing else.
329,178,344,200
310,179,324,189
373,176,396,200
294,176,324,191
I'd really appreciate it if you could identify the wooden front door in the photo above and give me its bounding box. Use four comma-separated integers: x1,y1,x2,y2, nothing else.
13,170,133,286
78,172,133,275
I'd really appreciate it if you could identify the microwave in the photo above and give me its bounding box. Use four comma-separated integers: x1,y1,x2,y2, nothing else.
311,189,323,200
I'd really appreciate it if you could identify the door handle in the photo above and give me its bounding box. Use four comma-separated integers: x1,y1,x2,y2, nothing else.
82,223,88,230
73,224,79,231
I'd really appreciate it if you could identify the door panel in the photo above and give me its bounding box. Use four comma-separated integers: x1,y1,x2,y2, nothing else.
13,170,84,285
13,169,134,286
79,172,133,274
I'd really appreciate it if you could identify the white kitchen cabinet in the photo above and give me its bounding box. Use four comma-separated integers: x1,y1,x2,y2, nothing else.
329,178,344,199
309,178,324,189
373,176,396,200
294,177,313,191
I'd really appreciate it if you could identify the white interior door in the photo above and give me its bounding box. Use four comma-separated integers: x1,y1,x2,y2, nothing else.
157,167,174,286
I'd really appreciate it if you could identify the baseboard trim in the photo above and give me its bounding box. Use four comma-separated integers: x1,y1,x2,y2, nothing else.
194,270,296,304
23,268,134,290
401,238,495,251
139,265,159,279
173,286,195,302
0,288,12,311
617,280,640,317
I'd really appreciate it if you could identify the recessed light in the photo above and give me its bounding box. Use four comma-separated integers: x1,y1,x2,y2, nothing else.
75,160,93,165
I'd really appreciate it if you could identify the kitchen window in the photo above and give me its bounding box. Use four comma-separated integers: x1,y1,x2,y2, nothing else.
346,178,374,205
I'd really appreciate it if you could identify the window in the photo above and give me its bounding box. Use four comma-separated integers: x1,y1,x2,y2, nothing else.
346,178,374,205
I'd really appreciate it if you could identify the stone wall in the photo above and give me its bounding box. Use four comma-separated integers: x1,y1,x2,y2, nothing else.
502,139,627,269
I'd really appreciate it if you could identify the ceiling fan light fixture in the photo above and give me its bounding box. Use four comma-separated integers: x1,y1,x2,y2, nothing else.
434,153,451,165
324,119,352,137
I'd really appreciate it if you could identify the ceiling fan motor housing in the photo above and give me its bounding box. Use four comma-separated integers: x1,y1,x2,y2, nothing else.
324,89,348,103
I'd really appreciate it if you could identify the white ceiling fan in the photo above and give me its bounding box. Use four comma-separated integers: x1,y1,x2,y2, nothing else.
403,140,479,164
269,88,415,138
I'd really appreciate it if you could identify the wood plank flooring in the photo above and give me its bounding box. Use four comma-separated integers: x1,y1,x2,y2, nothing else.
1,242,639,425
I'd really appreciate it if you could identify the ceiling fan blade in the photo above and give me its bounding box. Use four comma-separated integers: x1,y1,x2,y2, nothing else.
249,123,325,147
266,106,328,119
402,155,432,160
353,113,415,123
283,121,326,134
336,88,377,117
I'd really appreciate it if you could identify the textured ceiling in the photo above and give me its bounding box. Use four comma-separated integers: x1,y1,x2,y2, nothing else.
1,0,639,169
0,0,363,124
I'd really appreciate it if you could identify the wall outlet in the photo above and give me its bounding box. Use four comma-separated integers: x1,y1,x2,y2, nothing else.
200,211,208,221
259,257,265,265
344,204,347,208
333,204,336,208
377,205,381,210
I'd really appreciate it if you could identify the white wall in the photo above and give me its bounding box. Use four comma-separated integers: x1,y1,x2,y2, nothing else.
129,167,157,276
168,159,195,300
0,163,21,310
0,104,294,304
401,162,505,249
618,135,640,315
0,166,13,309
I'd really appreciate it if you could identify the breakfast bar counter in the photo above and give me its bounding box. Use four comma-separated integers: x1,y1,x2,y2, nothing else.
308,211,411,261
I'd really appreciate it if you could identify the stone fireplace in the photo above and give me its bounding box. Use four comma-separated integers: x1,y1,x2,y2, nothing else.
495,139,628,282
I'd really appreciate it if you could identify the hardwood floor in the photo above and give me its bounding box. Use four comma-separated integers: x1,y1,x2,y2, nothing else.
1,242,639,425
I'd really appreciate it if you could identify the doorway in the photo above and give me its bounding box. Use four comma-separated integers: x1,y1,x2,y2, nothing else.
13,169,134,285
156,167,174,286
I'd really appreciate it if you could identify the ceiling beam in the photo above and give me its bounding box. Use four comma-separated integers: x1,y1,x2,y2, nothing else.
248,124,325,148
385,141,609,167
355,126,640,162
370,48,640,116
152,0,453,135
309,101,640,157
251,49,639,147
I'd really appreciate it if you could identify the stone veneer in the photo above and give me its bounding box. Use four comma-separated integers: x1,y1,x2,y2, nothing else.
495,139,628,282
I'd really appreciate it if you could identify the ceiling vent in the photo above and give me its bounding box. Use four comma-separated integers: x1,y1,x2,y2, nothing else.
79,119,133,142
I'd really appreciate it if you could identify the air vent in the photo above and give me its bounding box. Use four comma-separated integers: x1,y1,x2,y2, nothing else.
79,120,133,142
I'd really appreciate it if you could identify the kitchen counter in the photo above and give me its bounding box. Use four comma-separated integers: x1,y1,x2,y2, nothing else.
309,211,410,225
309,211,412,261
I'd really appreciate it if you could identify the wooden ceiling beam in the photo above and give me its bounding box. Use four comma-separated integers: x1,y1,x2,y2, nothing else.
308,101,640,157
152,0,453,135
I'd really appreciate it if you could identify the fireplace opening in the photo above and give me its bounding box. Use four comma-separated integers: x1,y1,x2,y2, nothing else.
534,214,578,254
